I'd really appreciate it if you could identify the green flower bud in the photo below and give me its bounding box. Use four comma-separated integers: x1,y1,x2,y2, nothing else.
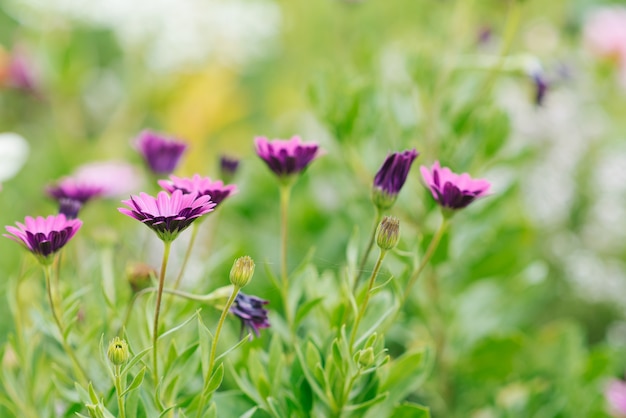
376,216,400,250
126,262,155,293
356,347,375,368
107,337,129,366
230,256,255,288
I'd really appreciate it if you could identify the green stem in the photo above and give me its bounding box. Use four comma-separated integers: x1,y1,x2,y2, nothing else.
349,249,387,349
336,370,362,416
172,223,200,292
196,285,241,417
353,208,382,292
279,183,293,328
402,218,449,305
43,264,89,387
114,365,126,418
152,241,172,384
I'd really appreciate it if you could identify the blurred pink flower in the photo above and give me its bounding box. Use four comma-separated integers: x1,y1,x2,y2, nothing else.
420,161,491,211
606,379,626,417
73,160,143,197
158,174,237,207
584,7,626,87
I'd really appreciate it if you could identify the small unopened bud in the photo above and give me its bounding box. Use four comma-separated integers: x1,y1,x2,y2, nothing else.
126,262,155,293
107,337,129,366
230,256,255,288
356,347,375,368
376,216,399,250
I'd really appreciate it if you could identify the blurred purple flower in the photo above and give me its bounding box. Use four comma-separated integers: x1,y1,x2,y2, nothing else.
420,161,491,211
219,155,239,183
606,379,626,417
135,130,187,175
254,136,321,178
8,48,37,92
372,149,418,209
46,177,106,219
4,214,82,264
118,190,215,242
158,174,237,207
530,71,550,106
230,292,270,339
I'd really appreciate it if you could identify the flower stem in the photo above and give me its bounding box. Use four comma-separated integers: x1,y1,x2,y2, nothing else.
349,249,387,349
152,240,172,383
43,263,89,387
279,183,293,327
172,222,200,292
402,218,449,305
196,285,241,417
353,208,382,292
114,365,126,418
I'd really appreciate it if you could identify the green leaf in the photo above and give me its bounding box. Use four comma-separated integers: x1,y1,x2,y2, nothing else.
294,297,324,326
345,392,388,411
204,363,225,396
121,346,151,376
391,403,431,418
198,313,213,378
122,367,146,396
305,342,322,376
215,333,250,363
158,311,198,340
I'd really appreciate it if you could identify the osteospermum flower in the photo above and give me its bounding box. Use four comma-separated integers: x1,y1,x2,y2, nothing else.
606,379,626,417
4,214,82,264
230,292,270,339
372,149,419,209
254,136,320,178
118,190,215,242
46,177,106,219
158,174,237,207
420,161,491,212
135,130,188,175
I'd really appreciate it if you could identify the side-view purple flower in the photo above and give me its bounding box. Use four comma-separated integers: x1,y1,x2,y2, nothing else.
254,136,321,178
372,149,419,209
118,190,215,242
420,161,491,211
158,174,237,207
4,214,82,264
135,130,188,175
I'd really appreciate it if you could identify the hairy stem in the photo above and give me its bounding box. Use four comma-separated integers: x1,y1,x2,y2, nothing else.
353,208,382,292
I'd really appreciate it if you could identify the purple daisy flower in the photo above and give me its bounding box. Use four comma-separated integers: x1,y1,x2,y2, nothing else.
230,292,270,339
4,214,82,264
372,149,419,209
135,130,188,175
46,177,106,219
158,174,237,207
254,136,321,178
420,161,491,211
118,190,215,242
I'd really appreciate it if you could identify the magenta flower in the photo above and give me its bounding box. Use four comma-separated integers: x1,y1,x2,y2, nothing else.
230,292,270,339
135,130,188,175
606,379,626,417
4,214,82,264
254,136,321,178
46,177,106,219
372,149,419,209
420,161,491,211
158,174,237,207
118,190,215,242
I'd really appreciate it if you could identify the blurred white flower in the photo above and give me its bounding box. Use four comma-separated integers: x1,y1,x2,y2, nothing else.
73,160,144,197
12,0,281,72
0,132,29,189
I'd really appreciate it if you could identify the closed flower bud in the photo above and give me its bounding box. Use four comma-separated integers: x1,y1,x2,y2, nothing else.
126,262,155,293
356,347,375,368
230,256,255,288
107,337,129,366
376,216,399,250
